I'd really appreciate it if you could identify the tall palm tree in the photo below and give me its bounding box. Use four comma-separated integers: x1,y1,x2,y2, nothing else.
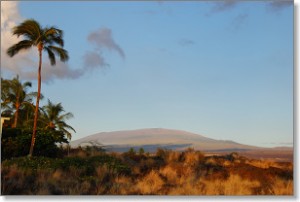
41,99,75,140
7,19,69,157
1,76,36,128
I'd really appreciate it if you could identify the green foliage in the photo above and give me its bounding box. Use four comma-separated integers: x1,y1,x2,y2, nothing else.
1,77,76,143
155,148,169,160
1,128,23,138
122,147,136,159
1,76,36,128
81,144,106,156
41,99,75,140
2,155,131,175
128,147,136,155
7,19,69,64
138,148,145,156
1,128,68,160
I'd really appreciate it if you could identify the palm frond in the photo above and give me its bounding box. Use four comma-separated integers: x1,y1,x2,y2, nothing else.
7,40,33,57
45,47,56,65
60,128,72,140
22,101,35,109
44,28,59,36
41,100,76,140
26,91,43,100
47,35,64,47
12,19,42,41
47,46,69,62
58,124,75,140
22,81,32,89
43,28,63,46
62,124,76,133
58,112,74,120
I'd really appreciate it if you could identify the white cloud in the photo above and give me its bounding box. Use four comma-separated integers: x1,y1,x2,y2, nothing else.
1,1,84,82
1,1,25,76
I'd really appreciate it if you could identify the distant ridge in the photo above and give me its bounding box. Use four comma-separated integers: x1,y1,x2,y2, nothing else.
70,128,261,152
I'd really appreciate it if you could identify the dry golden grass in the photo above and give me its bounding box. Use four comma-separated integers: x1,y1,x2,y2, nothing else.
159,165,178,185
165,151,181,163
167,176,205,195
110,175,134,195
270,177,293,195
182,150,204,167
202,174,260,195
246,159,293,170
1,149,293,195
52,169,63,180
135,170,164,195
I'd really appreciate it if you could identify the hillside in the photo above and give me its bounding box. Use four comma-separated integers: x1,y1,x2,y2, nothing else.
70,128,261,152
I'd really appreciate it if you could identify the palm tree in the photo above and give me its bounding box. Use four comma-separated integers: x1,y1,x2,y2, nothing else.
1,76,36,128
7,19,69,157
41,99,75,140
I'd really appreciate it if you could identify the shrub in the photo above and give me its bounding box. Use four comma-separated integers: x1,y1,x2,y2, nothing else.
1,150,293,195
110,175,135,195
202,174,261,195
1,128,67,160
138,148,145,156
159,165,178,185
269,177,293,195
155,148,169,160
136,170,165,194
181,150,204,167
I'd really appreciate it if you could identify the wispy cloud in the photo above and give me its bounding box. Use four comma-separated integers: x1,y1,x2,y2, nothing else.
210,0,239,14
267,0,293,12
83,27,125,71
207,0,292,16
83,51,108,70
23,63,83,81
267,142,293,146
178,38,196,47
87,28,125,59
206,1,290,31
231,13,248,30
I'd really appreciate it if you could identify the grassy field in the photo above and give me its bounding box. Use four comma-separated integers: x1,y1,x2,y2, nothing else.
1,148,293,195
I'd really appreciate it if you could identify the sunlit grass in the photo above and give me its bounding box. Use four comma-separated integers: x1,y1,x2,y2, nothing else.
1,149,293,195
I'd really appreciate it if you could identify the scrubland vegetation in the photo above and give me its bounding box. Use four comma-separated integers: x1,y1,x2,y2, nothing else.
1,147,293,195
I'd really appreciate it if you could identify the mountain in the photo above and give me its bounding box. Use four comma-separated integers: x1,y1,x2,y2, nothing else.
70,128,261,152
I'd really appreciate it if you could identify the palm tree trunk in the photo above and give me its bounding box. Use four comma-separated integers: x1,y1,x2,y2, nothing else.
12,103,19,128
29,47,42,157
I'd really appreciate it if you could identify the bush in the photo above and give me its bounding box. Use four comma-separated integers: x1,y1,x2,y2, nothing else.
1,128,67,160
0,150,293,195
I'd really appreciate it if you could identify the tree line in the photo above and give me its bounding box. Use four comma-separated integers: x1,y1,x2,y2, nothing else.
2,19,72,159
1,76,75,159
1,75,75,138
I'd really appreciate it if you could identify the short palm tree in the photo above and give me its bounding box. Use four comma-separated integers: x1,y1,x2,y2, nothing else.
1,76,36,128
41,99,75,140
7,19,69,157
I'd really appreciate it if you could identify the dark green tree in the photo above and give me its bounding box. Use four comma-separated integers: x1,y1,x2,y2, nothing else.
139,147,145,156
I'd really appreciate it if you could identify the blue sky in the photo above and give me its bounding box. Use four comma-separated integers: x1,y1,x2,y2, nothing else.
1,1,294,147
